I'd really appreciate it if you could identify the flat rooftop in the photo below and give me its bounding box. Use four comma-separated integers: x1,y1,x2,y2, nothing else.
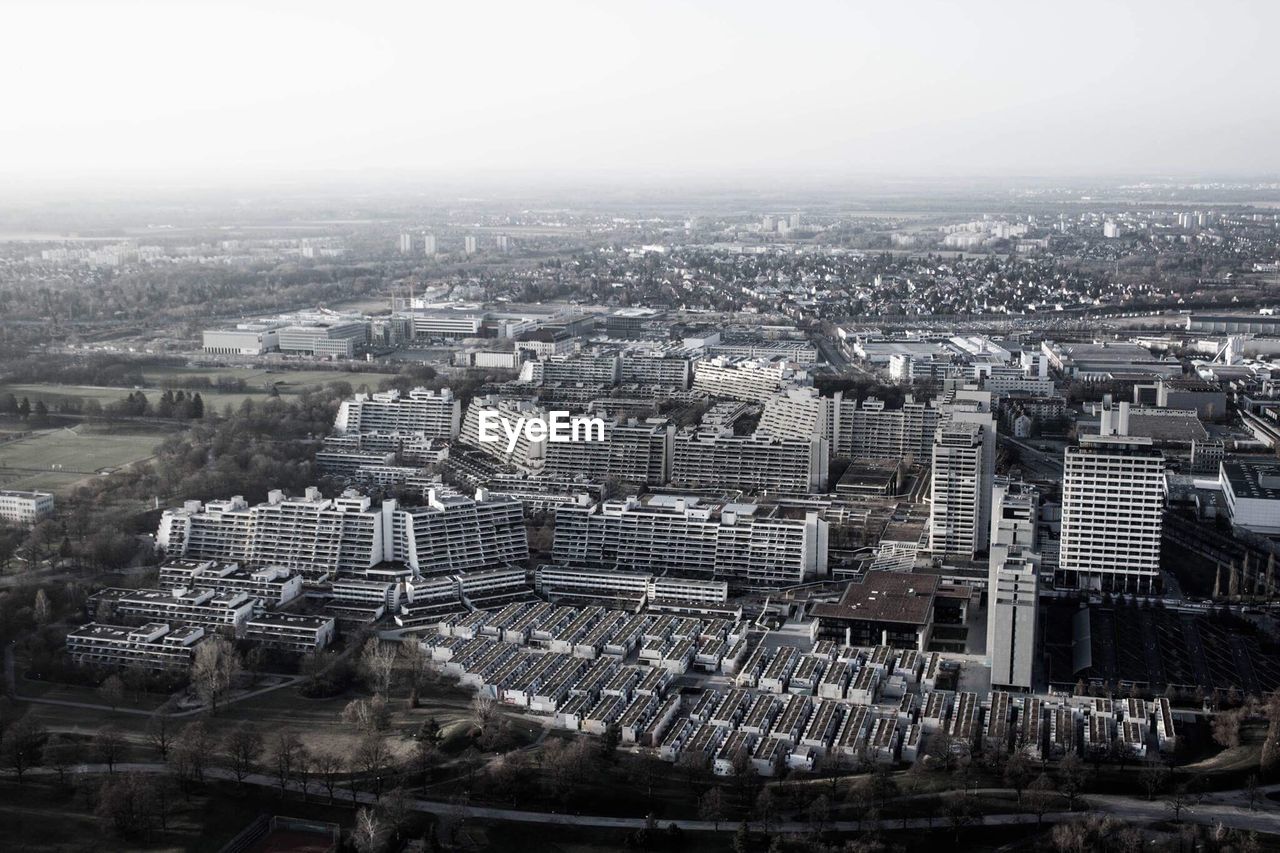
811,571,941,626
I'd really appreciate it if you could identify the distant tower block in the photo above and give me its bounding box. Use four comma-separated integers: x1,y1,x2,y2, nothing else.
464,235,478,255
423,234,437,256
398,233,413,255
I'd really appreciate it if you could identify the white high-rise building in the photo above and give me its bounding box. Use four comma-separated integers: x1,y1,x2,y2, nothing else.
987,480,1040,690
1059,403,1166,593
464,235,478,255
334,387,461,438
929,422,987,558
423,234,437,256
989,554,1039,690
398,233,414,255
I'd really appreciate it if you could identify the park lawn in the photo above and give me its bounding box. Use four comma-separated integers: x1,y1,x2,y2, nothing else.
0,382,270,412
0,424,174,492
141,366,380,396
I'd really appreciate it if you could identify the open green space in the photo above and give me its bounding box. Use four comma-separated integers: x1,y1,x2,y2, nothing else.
0,425,172,492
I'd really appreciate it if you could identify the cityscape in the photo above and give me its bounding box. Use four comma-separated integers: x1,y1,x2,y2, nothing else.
3,1,1280,852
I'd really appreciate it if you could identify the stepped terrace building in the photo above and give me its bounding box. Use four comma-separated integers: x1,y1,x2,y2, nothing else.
157,487,527,581
552,494,828,588
333,387,461,439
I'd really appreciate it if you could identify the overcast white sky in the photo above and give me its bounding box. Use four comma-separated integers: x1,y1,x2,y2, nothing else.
3,0,1277,189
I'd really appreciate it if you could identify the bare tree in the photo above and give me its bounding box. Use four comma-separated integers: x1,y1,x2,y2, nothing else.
412,737,439,792
1,716,47,784
222,724,264,788
1004,750,1033,805
44,733,79,786
172,720,213,785
97,674,125,711
33,588,52,627
191,636,242,715
360,638,397,695
352,807,386,853
145,705,176,760
354,732,393,800
312,750,345,804
269,730,307,799
699,786,726,831
1026,772,1057,825
1165,783,1196,823
92,726,126,774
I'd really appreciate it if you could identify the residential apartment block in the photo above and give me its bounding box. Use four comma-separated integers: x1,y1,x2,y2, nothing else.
552,495,828,587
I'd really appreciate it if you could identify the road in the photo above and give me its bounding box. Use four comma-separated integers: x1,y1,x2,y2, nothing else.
6,763,1280,836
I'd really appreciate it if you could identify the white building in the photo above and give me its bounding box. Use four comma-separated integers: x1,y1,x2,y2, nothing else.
334,387,461,439
552,495,828,588
158,486,527,581
0,489,54,526
692,356,808,403
671,431,828,493
1220,461,1280,536
929,421,988,559
66,622,207,671
1059,404,1166,593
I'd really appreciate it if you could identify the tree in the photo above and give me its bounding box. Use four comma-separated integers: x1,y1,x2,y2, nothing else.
1058,752,1087,810
92,726,126,774
1165,783,1196,823
96,773,162,839
361,638,397,695
756,785,776,834
172,720,213,785
44,733,79,786
1212,709,1243,749
1139,764,1168,801
354,732,393,800
33,588,52,627
1245,773,1261,811
1004,750,1033,805
191,636,242,714
352,807,386,853
945,793,976,843
1026,773,1057,825
471,693,498,734
223,724,264,788
0,716,47,784
312,750,345,804
808,793,831,837
733,821,750,853
380,786,413,840
699,786,726,831
98,674,126,711
412,738,439,792
868,765,899,813
145,706,176,760
269,730,307,799
600,723,621,762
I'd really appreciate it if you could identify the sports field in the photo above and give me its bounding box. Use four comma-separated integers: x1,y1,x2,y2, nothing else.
0,425,169,492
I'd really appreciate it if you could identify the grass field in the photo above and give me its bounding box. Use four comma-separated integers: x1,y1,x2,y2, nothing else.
0,425,171,492
1,368,383,418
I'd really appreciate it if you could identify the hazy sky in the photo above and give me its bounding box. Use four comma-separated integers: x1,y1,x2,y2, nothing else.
4,0,1278,188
